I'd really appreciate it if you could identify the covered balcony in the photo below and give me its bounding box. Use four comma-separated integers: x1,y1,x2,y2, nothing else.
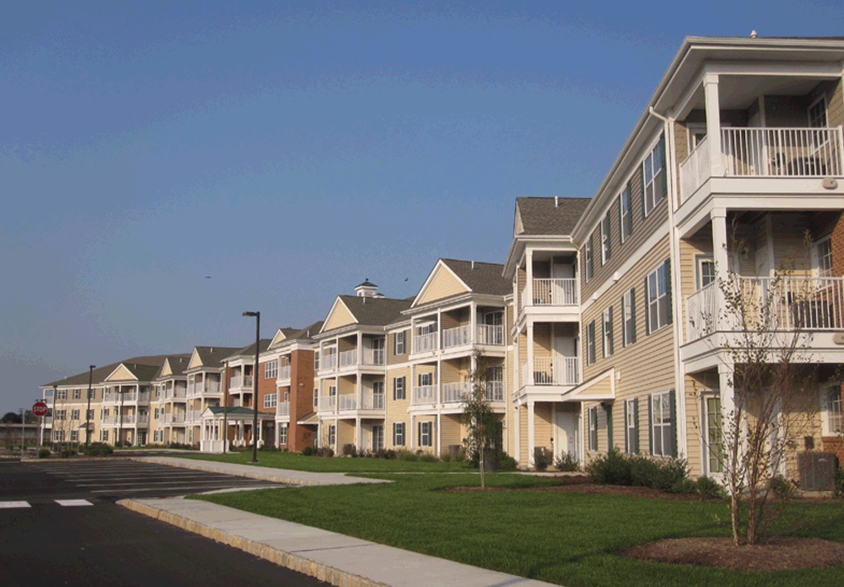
522,357,580,387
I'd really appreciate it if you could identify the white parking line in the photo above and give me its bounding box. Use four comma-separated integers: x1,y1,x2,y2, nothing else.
90,484,275,493
78,479,262,488
0,501,31,508
55,499,94,507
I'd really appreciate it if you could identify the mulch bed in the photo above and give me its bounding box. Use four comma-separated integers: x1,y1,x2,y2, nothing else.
445,475,844,571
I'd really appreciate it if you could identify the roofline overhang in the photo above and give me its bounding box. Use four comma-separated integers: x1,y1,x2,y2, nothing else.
400,292,507,316
503,234,578,278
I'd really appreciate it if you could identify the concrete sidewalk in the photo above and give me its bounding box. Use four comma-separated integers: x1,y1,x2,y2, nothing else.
121,497,557,587
131,455,389,486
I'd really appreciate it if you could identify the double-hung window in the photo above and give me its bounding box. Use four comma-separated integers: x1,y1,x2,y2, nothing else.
393,376,406,401
263,393,277,409
100,430,109,442
72,389,81,400
585,321,596,366
71,409,80,420
584,236,594,282
814,237,833,277
696,255,716,290
313,388,318,408
825,385,842,435
643,134,666,216
328,425,336,447
650,390,675,457
394,331,406,355
418,421,432,447
624,398,638,454
393,422,406,446
264,360,278,379
618,183,632,243
646,260,672,334
71,430,78,442
57,389,67,400
588,407,598,451
602,307,613,358
279,424,288,446
600,212,611,265
55,410,66,421
622,288,636,346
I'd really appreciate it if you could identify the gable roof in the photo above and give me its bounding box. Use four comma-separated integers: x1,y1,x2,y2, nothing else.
106,362,162,382
440,259,510,296
268,327,300,350
155,354,193,379
322,296,411,332
43,355,172,388
515,197,591,236
191,346,242,369
223,339,273,361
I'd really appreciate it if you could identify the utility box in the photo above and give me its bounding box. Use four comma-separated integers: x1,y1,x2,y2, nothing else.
796,452,838,491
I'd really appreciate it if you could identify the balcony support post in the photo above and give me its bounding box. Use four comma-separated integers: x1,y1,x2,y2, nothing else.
355,416,361,452
526,250,534,307
527,399,536,467
470,301,477,345
711,208,729,333
527,322,535,386
703,73,723,177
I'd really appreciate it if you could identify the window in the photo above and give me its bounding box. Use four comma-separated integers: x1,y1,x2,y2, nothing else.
808,95,828,129
814,237,833,277
263,393,278,409
646,260,672,334
279,424,288,446
588,407,598,451
372,425,384,451
55,410,66,421
622,288,636,347
418,373,432,387
56,389,67,400
71,409,80,420
624,399,638,454
393,377,406,401
314,351,320,371
418,421,432,447
393,422,405,446
602,307,614,358
54,430,65,442
650,390,675,457
86,409,94,420
264,360,278,379
101,430,109,442
328,425,336,446
153,408,160,419
584,235,594,282
696,255,715,290
618,183,632,243
102,408,110,418
394,331,406,355
70,430,78,442
600,212,611,265
643,134,666,216
72,389,81,400
825,385,842,435
313,388,318,408
705,396,723,474
373,380,384,396
585,321,596,366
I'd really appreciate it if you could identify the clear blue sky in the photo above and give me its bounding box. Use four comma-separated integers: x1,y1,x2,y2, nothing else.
2,1,843,411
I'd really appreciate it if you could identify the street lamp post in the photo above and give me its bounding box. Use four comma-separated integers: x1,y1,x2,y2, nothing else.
242,311,260,464
85,365,95,447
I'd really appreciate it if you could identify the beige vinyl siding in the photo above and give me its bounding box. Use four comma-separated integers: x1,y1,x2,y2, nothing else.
517,267,526,309
323,301,356,332
107,364,136,382
826,79,843,128
337,336,355,353
417,267,469,305
188,350,203,370
771,214,812,273
519,407,528,462
440,358,469,385
385,367,410,433
440,415,464,453
337,420,355,448
679,235,711,342
387,328,408,365
582,150,670,300
337,375,355,396
533,403,553,455
415,415,436,453
517,331,527,388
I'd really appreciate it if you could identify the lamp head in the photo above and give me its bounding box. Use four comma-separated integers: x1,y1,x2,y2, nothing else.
242,311,259,317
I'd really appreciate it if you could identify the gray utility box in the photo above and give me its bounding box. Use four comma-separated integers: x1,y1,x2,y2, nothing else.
796,452,838,491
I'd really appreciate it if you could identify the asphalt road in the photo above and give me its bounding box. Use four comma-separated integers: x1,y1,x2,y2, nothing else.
0,459,331,587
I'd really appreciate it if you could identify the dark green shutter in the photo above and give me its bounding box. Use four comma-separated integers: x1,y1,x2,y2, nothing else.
606,404,613,449
606,213,612,261
659,134,668,198
640,167,646,220
664,259,673,324
644,276,650,335
630,288,637,344
632,398,639,454
618,197,624,244
608,306,614,355
647,395,653,456
626,181,634,237
623,401,629,453
668,390,677,458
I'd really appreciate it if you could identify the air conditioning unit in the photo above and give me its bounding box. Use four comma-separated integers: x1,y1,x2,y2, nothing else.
796,452,838,491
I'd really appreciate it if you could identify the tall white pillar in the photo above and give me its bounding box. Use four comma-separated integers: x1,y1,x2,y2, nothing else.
703,73,723,176
527,399,536,467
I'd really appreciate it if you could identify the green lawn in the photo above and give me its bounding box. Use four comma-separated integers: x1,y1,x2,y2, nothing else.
176,450,473,472
194,473,844,587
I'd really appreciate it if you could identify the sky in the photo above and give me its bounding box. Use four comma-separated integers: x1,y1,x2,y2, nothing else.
2,0,843,412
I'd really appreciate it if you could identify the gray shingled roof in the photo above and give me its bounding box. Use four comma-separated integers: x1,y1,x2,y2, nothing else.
223,339,273,361
440,259,510,296
154,354,193,379
43,355,172,388
334,296,412,329
288,321,324,341
516,197,591,236
194,347,242,368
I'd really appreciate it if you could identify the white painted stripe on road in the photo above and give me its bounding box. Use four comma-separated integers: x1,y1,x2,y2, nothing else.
91,484,277,493
55,499,94,507
64,473,207,481
0,501,31,508
78,479,264,488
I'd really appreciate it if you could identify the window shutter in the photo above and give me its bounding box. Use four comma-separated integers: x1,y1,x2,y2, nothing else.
659,134,668,197
417,421,422,447
630,288,637,344
618,197,624,243
626,181,634,237
644,276,650,335
606,216,612,260
632,398,639,454
606,404,613,449
608,306,614,355
664,259,673,324
647,394,654,456
623,401,629,453
668,389,677,458
640,168,646,220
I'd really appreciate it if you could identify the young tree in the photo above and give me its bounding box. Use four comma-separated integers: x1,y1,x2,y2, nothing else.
695,251,820,545
462,352,498,489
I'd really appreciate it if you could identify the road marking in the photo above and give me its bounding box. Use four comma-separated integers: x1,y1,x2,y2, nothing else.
55,499,94,507
0,501,31,508
91,484,277,493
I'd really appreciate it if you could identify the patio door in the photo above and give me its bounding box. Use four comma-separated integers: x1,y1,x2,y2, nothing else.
371,425,384,451
553,325,576,384
554,409,578,461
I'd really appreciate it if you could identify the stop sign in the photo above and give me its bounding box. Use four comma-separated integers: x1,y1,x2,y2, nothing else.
32,401,48,417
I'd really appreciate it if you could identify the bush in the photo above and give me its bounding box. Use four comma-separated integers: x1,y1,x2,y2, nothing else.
418,452,439,462
440,451,452,463
374,448,396,460
80,443,113,457
302,446,315,456
586,449,632,485
694,476,726,500
554,452,580,472
318,447,334,458
60,448,77,458
835,468,844,498
498,453,518,472
587,449,689,492
534,452,549,472
38,448,50,459
396,450,418,462
770,475,797,501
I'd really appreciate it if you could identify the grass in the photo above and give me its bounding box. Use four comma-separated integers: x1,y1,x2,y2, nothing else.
177,450,473,472
194,473,844,587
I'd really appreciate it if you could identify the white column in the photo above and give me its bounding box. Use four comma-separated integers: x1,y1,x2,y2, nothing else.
514,403,521,464
470,301,477,344
711,208,729,332
410,414,415,451
436,412,441,456
525,250,534,307
355,416,361,451
527,400,536,467
703,73,723,176
526,323,535,386
357,332,363,365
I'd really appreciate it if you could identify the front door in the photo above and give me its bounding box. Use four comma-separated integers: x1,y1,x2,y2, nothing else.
552,327,576,384
371,425,384,451
554,410,579,461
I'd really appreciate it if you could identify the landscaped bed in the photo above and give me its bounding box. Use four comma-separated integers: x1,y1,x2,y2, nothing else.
192,473,844,587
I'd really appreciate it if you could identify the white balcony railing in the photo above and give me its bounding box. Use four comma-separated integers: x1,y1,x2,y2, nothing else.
412,385,437,405
338,394,357,411
486,380,505,402
362,348,385,366
477,324,505,346
686,276,844,342
531,278,578,306
229,376,253,390
321,353,337,371
680,127,844,201
277,401,290,417
361,393,385,410
102,391,149,403
442,325,471,349
524,357,580,386
414,333,438,353
442,381,505,403
277,365,291,383
318,395,338,412
339,349,358,368
103,414,149,426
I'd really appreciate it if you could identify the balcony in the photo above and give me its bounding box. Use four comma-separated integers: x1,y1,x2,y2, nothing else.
320,353,338,372
440,325,506,350
102,391,150,404
165,387,186,400
277,401,290,417
188,380,221,396
686,276,844,342
318,395,338,413
680,127,844,202
412,385,437,405
277,365,291,384
339,350,357,369
103,414,149,426
414,333,438,354
161,413,186,425
362,348,385,366
528,278,578,307
229,376,253,390
442,381,505,404
523,357,580,387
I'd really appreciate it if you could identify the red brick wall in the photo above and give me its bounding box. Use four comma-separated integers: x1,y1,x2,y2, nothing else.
821,382,844,468
289,349,315,452
831,212,844,277
257,360,276,415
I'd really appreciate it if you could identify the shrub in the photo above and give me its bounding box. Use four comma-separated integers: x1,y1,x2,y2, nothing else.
453,450,466,463
587,449,632,485
534,452,549,472
440,451,452,463
554,452,580,472
302,446,316,456
498,453,518,472
770,475,797,501
81,443,113,457
835,468,844,498
318,447,334,458
259,443,277,452
374,448,396,460
38,448,50,459
587,449,689,492
60,448,77,458
694,476,726,500
396,449,418,462
418,452,438,462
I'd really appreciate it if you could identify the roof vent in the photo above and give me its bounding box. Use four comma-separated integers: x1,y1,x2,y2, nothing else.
471,260,475,270
555,195,559,207
355,278,378,297
750,30,757,38
210,347,214,353
374,293,385,298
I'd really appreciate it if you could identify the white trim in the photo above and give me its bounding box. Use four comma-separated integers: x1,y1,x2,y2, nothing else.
411,260,472,308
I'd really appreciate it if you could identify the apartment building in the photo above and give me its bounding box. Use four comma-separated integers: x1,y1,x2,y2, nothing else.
150,355,192,445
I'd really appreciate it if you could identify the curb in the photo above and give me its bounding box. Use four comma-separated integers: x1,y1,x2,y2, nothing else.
119,499,388,587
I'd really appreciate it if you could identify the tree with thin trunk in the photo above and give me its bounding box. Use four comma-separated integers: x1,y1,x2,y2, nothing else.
463,352,497,489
